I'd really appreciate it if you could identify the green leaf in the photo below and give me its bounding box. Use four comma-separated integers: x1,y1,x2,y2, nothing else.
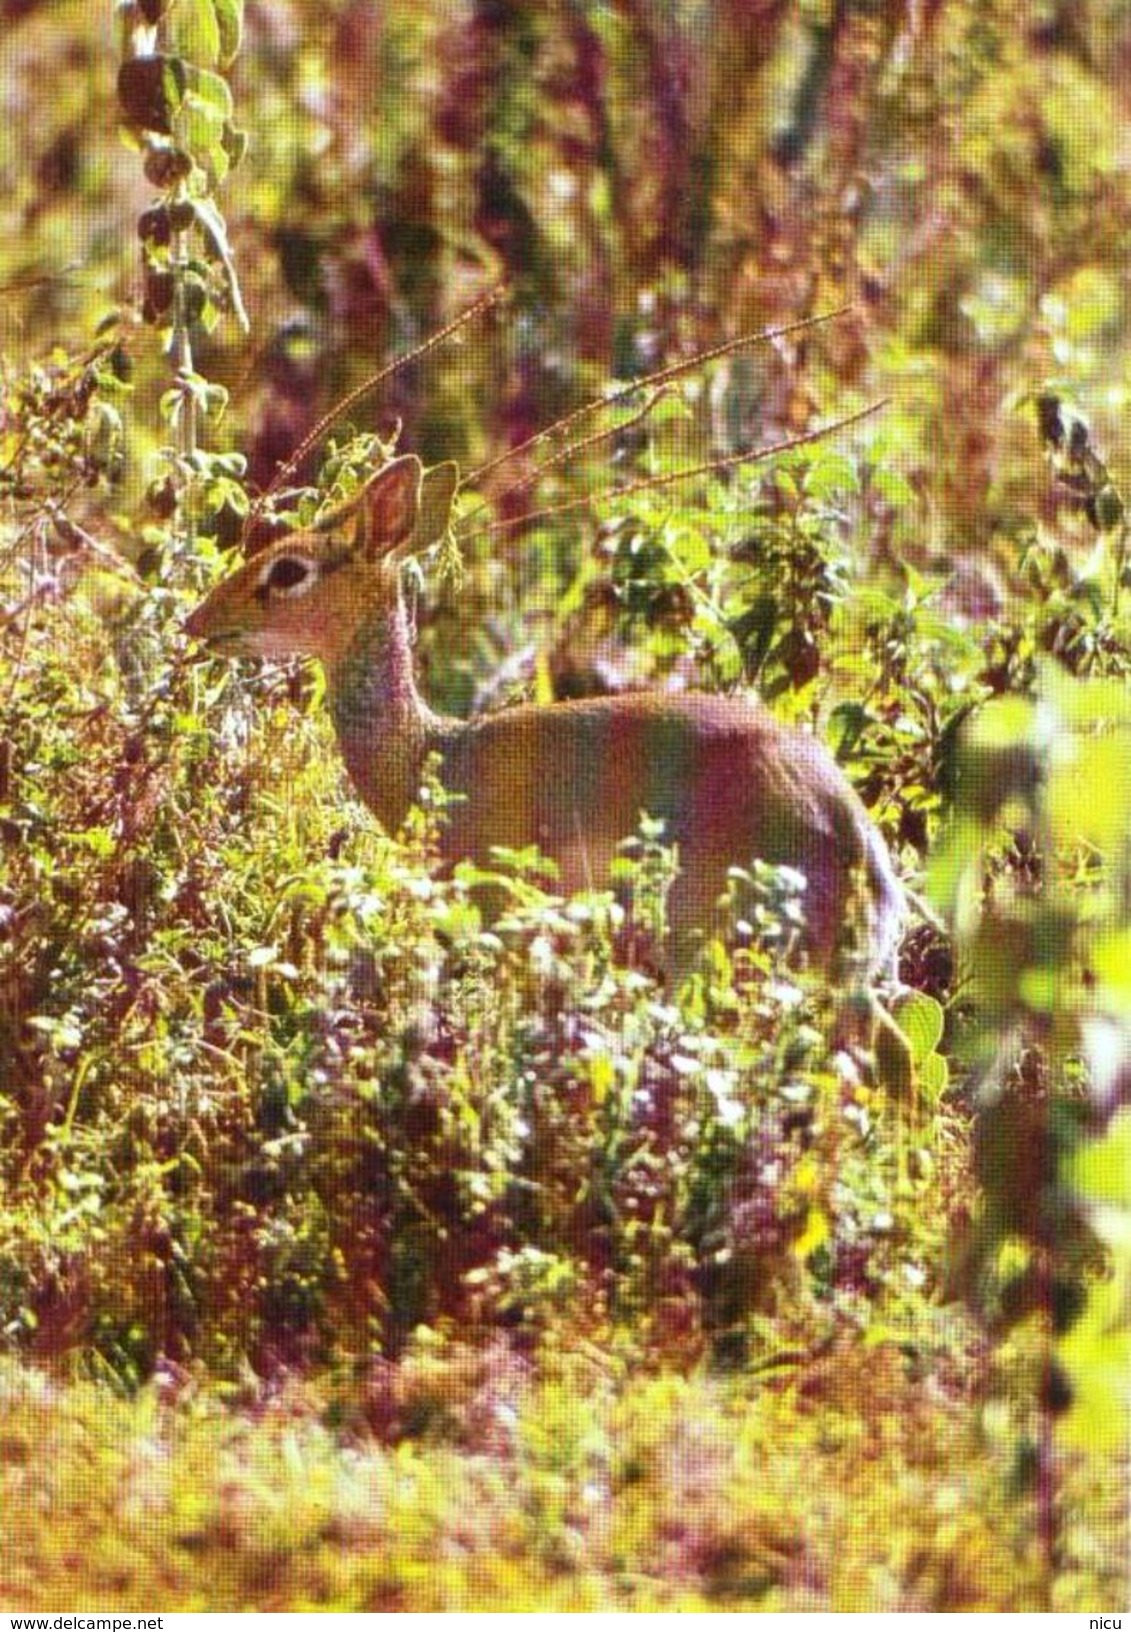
172,0,221,66
221,122,249,172
1093,929,1131,1003
1044,668,1131,730
892,991,945,1065
185,63,234,118
28,1015,84,1051
918,1052,949,1103
213,0,245,67
665,521,711,576
1058,1273,1131,1453
827,701,869,758
180,100,228,179
729,594,777,679
870,466,916,508
193,196,249,330
802,453,860,500
1067,1110,1131,1211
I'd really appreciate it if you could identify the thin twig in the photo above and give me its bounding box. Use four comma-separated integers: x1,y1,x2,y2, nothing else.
248,282,510,527
459,398,890,540
462,306,853,489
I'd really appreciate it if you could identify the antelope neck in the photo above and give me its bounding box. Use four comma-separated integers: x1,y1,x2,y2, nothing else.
325,586,449,833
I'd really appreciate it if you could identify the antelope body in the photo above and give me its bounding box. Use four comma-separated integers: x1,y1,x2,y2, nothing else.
185,455,904,976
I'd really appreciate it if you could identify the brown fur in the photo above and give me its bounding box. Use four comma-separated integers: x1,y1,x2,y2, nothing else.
185,456,904,975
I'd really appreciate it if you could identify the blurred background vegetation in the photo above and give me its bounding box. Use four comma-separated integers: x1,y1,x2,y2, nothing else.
1,0,1129,1612
9,0,1131,517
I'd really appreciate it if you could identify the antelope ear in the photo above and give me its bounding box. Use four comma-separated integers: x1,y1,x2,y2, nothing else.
395,460,459,559
355,455,423,560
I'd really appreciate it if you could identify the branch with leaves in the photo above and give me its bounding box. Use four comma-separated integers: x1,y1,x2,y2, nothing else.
115,0,249,538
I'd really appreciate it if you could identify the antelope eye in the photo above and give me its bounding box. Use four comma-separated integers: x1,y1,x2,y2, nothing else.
265,556,310,592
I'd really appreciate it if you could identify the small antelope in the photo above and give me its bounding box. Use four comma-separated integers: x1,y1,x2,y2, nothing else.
185,453,904,978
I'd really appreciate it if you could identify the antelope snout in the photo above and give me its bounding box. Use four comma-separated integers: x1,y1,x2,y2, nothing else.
184,599,228,646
